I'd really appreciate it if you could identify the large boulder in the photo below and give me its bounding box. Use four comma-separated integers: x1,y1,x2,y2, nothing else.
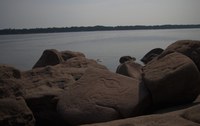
143,52,200,107
33,49,64,69
82,103,200,126
57,67,151,125
22,55,108,126
116,61,143,80
141,48,164,64
160,40,200,71
0,97,35,126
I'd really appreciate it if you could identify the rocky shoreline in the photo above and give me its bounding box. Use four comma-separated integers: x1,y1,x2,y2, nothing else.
0,40,200,126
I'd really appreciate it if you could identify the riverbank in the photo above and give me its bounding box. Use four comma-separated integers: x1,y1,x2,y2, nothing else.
1,24,200,35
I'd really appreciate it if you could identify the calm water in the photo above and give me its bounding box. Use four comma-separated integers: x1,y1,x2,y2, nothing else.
0,29,200,72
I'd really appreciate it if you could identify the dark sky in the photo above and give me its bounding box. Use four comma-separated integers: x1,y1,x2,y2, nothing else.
0,0,200,29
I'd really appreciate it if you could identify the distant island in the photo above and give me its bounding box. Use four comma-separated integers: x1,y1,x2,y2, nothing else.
0,24,200,35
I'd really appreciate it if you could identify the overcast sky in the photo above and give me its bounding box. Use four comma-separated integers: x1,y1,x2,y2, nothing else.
0,0,200,29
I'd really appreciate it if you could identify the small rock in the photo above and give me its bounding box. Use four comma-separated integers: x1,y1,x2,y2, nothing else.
116,61,143,80
119,56,136,64
141,48,163,64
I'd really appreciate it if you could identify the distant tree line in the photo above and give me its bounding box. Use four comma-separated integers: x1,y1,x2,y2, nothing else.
0,24,200,35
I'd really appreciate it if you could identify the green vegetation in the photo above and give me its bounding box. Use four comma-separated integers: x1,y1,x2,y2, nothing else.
0,24,200,35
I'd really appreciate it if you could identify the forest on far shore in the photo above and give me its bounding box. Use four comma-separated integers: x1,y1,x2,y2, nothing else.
0,24,200,35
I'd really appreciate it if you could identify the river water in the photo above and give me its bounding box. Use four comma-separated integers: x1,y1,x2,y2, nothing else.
0,29,200,71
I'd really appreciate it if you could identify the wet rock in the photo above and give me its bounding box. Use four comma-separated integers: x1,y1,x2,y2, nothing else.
33,49,64,69
0,97,35,126
116,61,143,80
141,48,164,64
57,67,151,125
160,40,200,71
143,52,200,107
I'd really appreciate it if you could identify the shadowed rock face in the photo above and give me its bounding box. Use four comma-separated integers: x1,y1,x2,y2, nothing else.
116,61,143,80
143,52,200,107
57,67,151,125
119,56,136,64
141,48,164,64
33,49,64,69
160,40,200,71
0,97,35,126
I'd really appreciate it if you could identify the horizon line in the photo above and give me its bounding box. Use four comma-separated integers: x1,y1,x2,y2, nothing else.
1,23,200,30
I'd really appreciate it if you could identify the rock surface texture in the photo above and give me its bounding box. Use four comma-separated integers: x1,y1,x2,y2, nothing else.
0,41,200,126
161,40,200,70
82,103,200,126
143,52,200,107
57,67,151,125
116,61,143,80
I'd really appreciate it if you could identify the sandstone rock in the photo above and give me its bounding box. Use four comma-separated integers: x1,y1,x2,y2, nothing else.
0,65,25,98
116,61,143,80
83,104,200,126
61,50,85,61
22,55,108,126
62,57,108,69
33,49,64,69
0,79,25,98
57,67,151,125
22,66,75,90
141,48,163,64
0,97,35,126
0,65,21,79
143,52,200,107
119,56,136,64
160,40,200,71
182,104,200,124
